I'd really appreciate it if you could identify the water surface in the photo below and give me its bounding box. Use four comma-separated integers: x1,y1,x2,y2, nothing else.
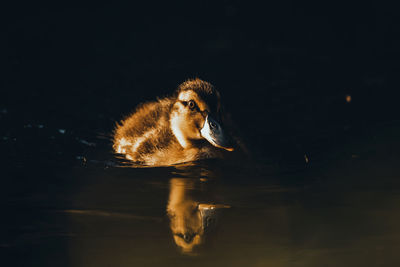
2,121,400,267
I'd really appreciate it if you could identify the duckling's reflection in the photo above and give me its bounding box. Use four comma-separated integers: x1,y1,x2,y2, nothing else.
167,177,229,253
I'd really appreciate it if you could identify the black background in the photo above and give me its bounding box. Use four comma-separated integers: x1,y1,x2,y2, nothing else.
1,1,399,164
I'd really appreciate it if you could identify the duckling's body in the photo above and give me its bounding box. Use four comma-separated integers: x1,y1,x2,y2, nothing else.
113,79,238,166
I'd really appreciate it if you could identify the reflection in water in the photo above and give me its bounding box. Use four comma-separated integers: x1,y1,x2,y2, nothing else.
34,150,400,266
167,178,229,253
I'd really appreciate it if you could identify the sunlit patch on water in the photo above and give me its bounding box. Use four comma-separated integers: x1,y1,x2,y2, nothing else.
61,209,163,222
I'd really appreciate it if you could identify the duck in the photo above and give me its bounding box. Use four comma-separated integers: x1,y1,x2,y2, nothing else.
113,78,243,166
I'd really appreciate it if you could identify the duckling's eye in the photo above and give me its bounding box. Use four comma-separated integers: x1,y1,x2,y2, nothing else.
188,100,196,110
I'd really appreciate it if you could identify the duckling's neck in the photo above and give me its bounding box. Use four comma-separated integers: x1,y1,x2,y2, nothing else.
170,116,192,149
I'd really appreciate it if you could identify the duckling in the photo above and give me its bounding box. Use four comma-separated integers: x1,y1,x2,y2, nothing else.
113,78,241,166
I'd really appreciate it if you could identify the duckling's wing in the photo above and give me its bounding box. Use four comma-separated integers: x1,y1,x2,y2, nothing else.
114,98,173,140
113,98,176,163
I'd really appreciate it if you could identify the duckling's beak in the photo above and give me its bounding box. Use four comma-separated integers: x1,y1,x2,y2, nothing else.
200,115,234,151
198,203,230,230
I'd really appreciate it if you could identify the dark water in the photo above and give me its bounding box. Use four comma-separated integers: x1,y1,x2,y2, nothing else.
2,2,400,266
2,119,400,267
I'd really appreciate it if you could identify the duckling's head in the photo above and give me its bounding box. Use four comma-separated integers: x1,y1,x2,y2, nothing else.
170,78,234,151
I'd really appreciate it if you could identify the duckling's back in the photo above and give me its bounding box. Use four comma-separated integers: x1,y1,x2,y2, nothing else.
113,98,177,164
